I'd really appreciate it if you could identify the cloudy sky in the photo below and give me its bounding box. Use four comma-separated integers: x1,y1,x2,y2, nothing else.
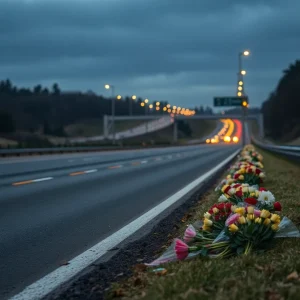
0,0,299,109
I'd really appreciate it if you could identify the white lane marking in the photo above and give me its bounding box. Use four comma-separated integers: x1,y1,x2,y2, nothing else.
32,177,54,183
84,169,98,174
141,160,148,164
10,148,241,300
83,158,95,161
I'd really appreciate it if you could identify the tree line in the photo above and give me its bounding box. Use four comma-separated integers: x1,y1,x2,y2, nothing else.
261,60,300,142
0,79,213,135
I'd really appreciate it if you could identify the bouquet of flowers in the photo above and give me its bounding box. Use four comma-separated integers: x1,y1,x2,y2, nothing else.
146,144,300,267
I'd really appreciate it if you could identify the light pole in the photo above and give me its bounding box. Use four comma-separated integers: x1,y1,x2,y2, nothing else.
238,50,250,146
130,95,137,115
144,99,149,115
104,84,116,144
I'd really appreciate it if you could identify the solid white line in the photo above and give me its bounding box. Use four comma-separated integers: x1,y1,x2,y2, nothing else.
32,177,54,183
141,160,148,164
84,169,98,174
10,148,240,300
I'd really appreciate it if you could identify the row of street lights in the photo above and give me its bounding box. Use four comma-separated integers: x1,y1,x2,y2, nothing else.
104,84,195,117
237,50,250,98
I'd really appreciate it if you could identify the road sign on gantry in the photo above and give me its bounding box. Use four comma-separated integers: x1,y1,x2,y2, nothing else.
213,96,248,107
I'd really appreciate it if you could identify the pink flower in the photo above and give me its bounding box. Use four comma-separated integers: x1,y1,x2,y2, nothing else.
254,209,261,217
183,225,196,243
225,213,240,226
175,239,189,260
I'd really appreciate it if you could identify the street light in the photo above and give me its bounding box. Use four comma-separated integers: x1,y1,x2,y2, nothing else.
237,92,242,97
104,84,116,144
149,104,153,109
129,95,137,115
243,50,250,56
238,86,243,91
238,81,243,85
241,70,246,75
140,102,145,107
167,104,171,108
156,101,160,106
144,99,149,104
117,95,122,100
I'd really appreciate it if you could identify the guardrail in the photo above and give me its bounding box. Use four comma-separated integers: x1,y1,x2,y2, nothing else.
252,136,300,161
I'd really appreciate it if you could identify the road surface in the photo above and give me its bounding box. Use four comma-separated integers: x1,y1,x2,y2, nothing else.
0,144,239,298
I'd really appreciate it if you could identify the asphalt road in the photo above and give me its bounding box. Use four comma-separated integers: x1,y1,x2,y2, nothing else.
0,144,239,299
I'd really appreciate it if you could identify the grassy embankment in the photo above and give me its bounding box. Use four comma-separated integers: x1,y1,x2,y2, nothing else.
108,149,300,300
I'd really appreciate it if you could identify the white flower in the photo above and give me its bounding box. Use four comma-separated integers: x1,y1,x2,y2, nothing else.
218,194,228,203
258,191,275,203
228,188,236,195
248,186,256,193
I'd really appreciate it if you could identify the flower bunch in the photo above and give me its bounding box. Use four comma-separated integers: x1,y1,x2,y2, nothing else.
148,144,299,267
202,202,233,232
220,184,282,212
225,207,281,255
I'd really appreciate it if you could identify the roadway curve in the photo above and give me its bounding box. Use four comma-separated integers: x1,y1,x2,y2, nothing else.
0,144,239,299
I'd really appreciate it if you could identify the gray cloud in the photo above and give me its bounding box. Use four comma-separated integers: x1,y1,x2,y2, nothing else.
0,0,300,108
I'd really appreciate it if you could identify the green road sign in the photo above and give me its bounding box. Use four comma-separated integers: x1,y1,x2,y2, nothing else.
213,96,248,107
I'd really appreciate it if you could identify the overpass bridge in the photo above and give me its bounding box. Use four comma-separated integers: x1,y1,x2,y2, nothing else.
103,113,264,143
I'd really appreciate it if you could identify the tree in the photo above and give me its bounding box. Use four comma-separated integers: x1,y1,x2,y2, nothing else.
0,111,15,133
33,84,42,95
52,83,60,96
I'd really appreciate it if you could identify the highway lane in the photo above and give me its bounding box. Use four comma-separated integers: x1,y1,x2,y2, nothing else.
0,144,221,179
0,144,239,299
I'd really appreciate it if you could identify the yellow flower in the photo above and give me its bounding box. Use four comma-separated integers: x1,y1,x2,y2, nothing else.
242,187,249,193
238,216,247,224
229,224,239,232
227,179,234,185
226,175,231,179
231,205,237,213
221,185,230,193
270,214,281,224
263,218,271,226
202,225,212,232
204,212,211,219
255,190,260,197
260,209,271,218
235,207,245,215
212,207,219,214
250,192,256,197
255,217,262,224
204,218,213,226
247,213,255,221
247,206,254,214
271,224,279,231
240,168,246,174
238,175,244,181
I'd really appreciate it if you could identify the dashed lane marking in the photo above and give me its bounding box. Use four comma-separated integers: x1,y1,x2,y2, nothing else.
108,165,122,169
69,169,98,176
12,177,54,186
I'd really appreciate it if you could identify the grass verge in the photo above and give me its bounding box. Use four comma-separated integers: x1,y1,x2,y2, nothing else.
107,149,300,300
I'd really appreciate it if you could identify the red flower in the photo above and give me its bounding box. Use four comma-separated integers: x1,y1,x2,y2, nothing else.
244,197,258,205
259,187,267,191
234,173,240,179
233,184,241,188
235,190,243,198
274,202,282,211
223,186,231,194
255,168,262,175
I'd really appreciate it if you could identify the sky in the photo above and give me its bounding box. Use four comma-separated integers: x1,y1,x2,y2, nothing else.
0,0,300,110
